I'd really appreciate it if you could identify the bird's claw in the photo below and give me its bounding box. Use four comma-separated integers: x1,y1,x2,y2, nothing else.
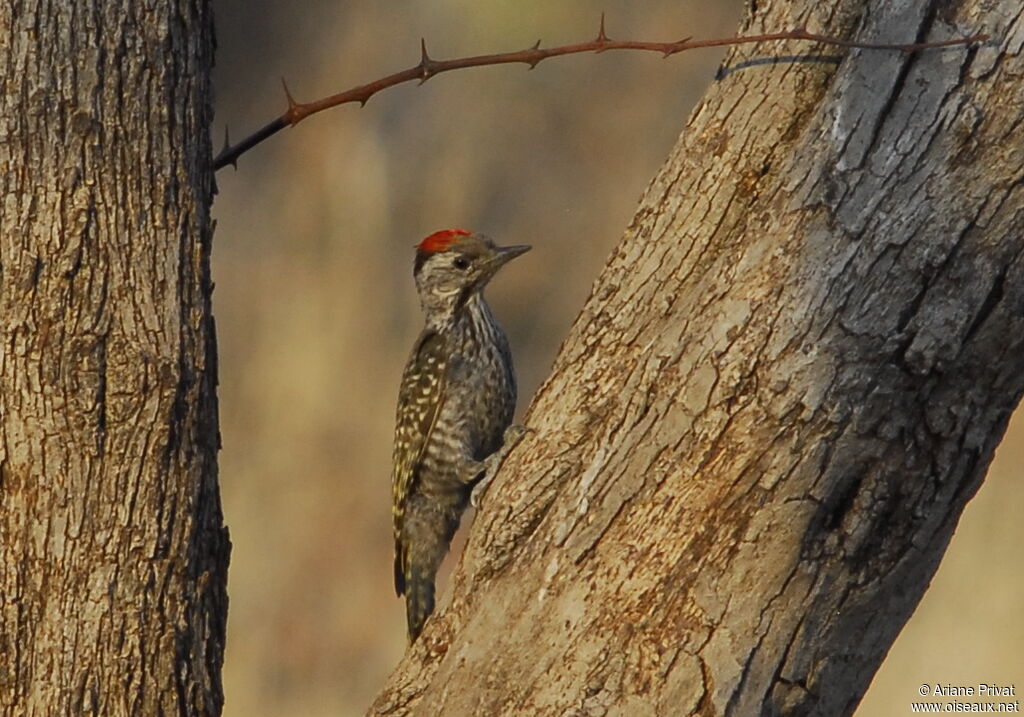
470,424,532,508
504,423,533,445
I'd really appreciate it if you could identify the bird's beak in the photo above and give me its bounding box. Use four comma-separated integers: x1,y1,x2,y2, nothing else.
477,244,531,286
492,244,531,267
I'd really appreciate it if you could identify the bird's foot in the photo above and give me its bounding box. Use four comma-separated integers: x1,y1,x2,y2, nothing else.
470,424,532,508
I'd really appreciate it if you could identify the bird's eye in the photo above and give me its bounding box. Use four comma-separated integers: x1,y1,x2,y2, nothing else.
452,257,470,270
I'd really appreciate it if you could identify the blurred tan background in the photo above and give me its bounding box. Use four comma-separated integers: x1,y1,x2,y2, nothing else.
210,2,1022,715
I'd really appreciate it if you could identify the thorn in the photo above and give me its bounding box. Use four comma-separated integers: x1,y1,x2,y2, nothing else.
522,39,543,69
281,77,300,124
597,12,610,42
217,127,238,170
525,40,544,69
662,37,692,57
419,38,437,83
281,77,297,108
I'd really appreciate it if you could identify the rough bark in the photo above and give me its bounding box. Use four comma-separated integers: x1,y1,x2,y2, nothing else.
371,1,1024,715
0,2,228,715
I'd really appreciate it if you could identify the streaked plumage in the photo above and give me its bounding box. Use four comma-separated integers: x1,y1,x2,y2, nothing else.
391,229,528,642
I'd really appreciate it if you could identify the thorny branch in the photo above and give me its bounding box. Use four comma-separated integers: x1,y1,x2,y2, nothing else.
213,16,987,170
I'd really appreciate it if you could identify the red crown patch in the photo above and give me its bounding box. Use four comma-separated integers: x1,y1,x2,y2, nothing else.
416,228,471,252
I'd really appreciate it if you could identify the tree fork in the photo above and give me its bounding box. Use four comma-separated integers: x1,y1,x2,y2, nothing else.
370,1,1022,715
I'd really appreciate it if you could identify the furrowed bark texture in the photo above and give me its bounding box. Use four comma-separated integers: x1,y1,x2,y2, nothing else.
0,1,228,715
372,1,1023,715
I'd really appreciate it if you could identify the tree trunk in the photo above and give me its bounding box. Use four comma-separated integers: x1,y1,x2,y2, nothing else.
371,1,1023,715
0,2,228,715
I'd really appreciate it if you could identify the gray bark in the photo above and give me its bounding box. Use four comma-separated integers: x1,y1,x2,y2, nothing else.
0,1,227,715
371,0,1024,715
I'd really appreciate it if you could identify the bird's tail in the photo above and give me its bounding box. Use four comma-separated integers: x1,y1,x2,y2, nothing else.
395,537,438,643
404,566,435,644
395,498,466,643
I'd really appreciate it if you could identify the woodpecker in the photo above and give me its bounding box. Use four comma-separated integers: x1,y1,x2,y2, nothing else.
392,228,529,643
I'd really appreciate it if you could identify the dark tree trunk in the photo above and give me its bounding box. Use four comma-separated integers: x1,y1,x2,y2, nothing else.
371,0,1024,714
0,1,228,714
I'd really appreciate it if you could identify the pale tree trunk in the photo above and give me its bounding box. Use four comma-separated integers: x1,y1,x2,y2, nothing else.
371,0,1024,715
0,2,228,716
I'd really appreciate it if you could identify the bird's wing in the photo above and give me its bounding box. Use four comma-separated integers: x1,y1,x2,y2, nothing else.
392,329,448,596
